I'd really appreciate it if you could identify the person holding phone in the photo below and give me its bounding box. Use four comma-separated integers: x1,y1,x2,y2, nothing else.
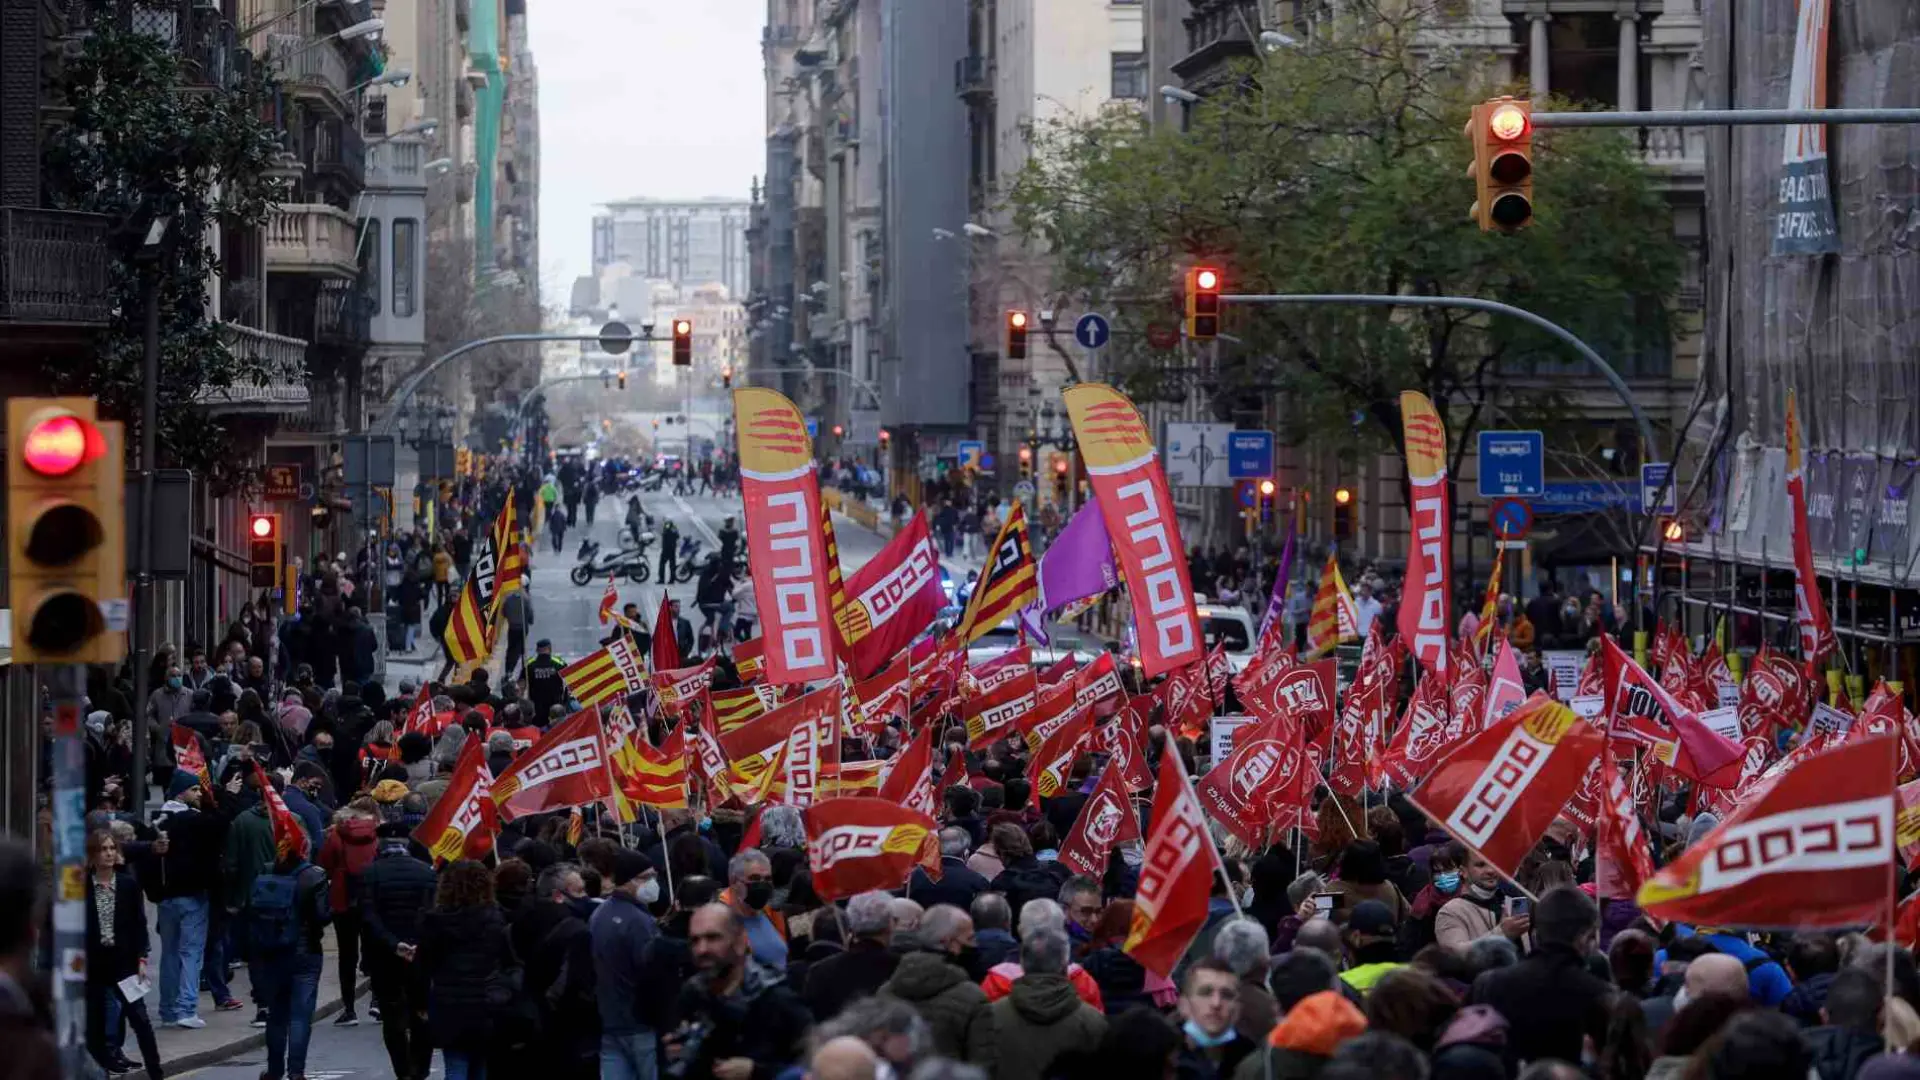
1435,852,1530,954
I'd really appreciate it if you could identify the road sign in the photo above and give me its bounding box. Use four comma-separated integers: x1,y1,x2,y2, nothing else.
957,440,985,469
980,452,996,470
1014,480,1036,499
599,320,632,354
1236,480,1257,508
805,417,820,439
1641,462,1676,515
1145,323,1179,350
1534,480,1636,515
1489,497,1533,540
1073,312,1111,350
1476,430,1544,497
1226,430,1274,479
262,463,302,501
1163,422,1233,488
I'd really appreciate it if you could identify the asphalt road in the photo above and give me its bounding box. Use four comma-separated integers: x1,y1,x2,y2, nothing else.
177,1014,400,1080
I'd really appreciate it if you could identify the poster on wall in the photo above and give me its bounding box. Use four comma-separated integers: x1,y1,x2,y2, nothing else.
1771,0,1840,255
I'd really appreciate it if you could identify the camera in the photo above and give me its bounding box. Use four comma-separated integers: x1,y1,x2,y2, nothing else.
665,1020,712,1079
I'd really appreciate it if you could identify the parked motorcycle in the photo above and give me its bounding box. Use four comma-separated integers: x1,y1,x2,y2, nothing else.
569,533,656,586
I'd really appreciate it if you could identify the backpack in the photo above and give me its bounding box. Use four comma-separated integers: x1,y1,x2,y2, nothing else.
248,862,328,954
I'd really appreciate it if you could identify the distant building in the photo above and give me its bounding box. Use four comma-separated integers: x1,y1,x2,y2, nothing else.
592,197,752,299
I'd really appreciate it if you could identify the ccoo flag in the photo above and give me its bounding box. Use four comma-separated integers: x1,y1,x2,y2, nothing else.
1397,391,1453,674
1785,389,1837,665
734,387,838,684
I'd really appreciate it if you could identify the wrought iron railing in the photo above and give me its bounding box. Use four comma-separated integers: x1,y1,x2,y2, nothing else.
313,120,367,184
314,278,372,347
69,1,244,89
269,31,350,96
0,208,113,324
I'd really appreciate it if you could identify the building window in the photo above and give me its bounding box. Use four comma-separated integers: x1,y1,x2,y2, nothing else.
361,218,381,317
392,218,418,317
364,98,388,136
1111,52,1147,100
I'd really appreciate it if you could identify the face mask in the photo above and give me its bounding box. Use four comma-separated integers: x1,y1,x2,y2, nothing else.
1433,871,1462,893
168,677,183,690
1183,1019,1236,1049
951,944,982,981
744,881,774,910
1239,886,1255,908
698,815,713,832
637,878,662,905
567,896,597,920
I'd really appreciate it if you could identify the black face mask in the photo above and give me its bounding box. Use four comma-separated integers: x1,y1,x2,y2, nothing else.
566,896,597,920
951,944,984,982
744,881,775,910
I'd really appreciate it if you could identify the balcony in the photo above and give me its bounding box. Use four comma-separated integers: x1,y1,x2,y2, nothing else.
74,2,245,89
313,120,367,189
955,56,992,102
314,279,372,349
270,32,351,111
366,136,426,189
266,203,361,277
0,208,113,326
199,323,311,415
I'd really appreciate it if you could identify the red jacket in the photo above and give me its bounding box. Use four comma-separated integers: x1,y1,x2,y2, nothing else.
318,816,379,911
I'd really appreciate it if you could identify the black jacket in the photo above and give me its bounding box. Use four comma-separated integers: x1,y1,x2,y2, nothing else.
144,802,226,901
1803,1026,1883,1080
85,871,149,984
802,938,900,1022
525,654,567,715
358,843,438,966
991,857,1062,925
1467,943,1613,1066
643,823,729,882
675,958,813,1080
591,890,665,1035
904,857,989,912
533,902,599,1061
419,904,518,1052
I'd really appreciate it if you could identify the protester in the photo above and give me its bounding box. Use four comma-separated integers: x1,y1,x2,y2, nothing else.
988,928,1107,1080
881,903,996,1065
417,860,518,1080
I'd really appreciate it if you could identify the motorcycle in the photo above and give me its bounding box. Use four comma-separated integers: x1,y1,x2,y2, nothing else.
569,533,656,586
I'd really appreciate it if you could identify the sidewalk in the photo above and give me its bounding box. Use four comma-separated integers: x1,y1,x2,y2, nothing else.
145,918,367,1075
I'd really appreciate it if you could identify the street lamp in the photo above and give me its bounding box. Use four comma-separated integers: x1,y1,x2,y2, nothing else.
1259,30,1300,51
1159,85,1199,104
348,67,412,94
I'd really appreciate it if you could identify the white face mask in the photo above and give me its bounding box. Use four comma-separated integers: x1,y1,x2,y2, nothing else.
636,877,661,905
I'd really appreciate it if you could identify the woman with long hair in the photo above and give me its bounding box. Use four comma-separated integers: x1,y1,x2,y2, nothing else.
417,860,520,1080
85,829,163,1079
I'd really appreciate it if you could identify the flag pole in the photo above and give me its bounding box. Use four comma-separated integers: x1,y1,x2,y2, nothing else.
1171,749,1243,918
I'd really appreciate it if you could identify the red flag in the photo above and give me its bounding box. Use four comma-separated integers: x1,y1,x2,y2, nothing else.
804,797,940,900
1375,669,1452,790
1040,655,1078,687
1019,679,1080,756
879,724,937,817
1028,709,1094,799
1195,709,1314,848
965,664,1036,749
935,744,970,802
720,683,838,777
1740,646,1809,738
1125,748,1222,977
1101,697,1154,793
1073,651,1124,716
854,650,912,734
402,682,435,739
1204,645,1232,708
1594,754,1655,900
1600,636,1743,787
490,708,615,821
1638,735,1896,927
170,727,214,801
1409,695,1604,877
1241,658,1337,743
1697,641,1738,709
412,738,499,864
732,637,767,685
735,386,839,684
1448,638,1489,736
1897,777,1920,869
1157,660,1213,741
835,514,946,678
652,593,682,673
1483,639,1528,729
651,657,718,716
599,575,618,625
1851,681,1919,782
255,762,310,862
1058,761,1143,876
1328,626,1403,796
1785,389,1837,665
1397,391,1453,674
1063,384,1204,678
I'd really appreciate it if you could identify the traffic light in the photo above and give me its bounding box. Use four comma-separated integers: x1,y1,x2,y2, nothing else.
1258,479,1276,498
1332,487,1355,541
832,424,845,438
1018,445,1033,477
722,364,733,389
616,371,627,390
1465,97,1534,232
1005,311,1029,360
878,428,890,448
248,513,281,588
1661,517,1686,544
672,319,693,366
1185,266,1221,340
5,397,124,663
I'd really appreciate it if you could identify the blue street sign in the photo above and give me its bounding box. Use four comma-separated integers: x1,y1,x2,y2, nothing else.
957,440,985,469
980,452,996,470
1641,462,1676,515
1226,430,1275,479
805,417,820,438
1236,480,1257,508
1476,430,1545,497
1534,481,1637,515
1073,312,1111,350
1489,498,1533,540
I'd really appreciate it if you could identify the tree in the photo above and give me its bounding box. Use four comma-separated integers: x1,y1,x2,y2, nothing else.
43,27,285,484
1006,7,1684,492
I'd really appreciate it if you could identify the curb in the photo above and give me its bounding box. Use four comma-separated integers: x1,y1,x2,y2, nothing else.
157,978,370,1075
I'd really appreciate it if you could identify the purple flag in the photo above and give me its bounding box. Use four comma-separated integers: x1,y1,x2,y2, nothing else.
1254,508,1299,644
1036,500,1118,613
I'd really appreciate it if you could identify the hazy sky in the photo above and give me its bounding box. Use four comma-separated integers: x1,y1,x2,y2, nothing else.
528,2,766,309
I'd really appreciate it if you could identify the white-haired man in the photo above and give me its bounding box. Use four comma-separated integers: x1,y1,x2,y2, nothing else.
802,890,901,1021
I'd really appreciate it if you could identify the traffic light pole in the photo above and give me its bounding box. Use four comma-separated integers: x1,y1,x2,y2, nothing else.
371,331,668,438
1529,107,1920,128
131,267,161,817
45,662,90,1073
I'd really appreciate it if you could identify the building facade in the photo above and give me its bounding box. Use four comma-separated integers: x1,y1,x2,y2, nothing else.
590,198,752,301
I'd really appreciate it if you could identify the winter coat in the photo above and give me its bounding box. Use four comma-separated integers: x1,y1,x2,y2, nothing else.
358,843,438,968
1177,1033,1259,1080
418,904,519,1052
1783,972,1839,1028
223,803,278,911
1803,1026,1884,1080
982,962,1107,1012
0,974,59,1080
967,843,1006,882
281,785,329,851
987,971,1108,1080
674,958,813,1080
1080,944,1158,1016
590,890,664,1035
1466,943,1613,1066
904,856,990,912
803,938,900,1022
991,856,1063,924
144,800,225,901
85,871,149,984
1231,990,1369,1080
881,951,997,1065
1435,894,1503,952
317,816,378,912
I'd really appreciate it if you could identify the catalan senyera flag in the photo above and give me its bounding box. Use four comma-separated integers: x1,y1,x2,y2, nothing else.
712,685,776,733
952,502,1040,646
561,635,650,709
607,723,690,811
821,760,885,798
1304,550,1359,658
412,738,498,865
1474,550,1505,655
444,499,523,667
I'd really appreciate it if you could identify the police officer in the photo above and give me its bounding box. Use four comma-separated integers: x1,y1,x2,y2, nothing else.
525,638,568,720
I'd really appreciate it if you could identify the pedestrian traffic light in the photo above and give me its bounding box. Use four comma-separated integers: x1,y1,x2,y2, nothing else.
6,397,125,663
1006,311,1029,360
1332,487,1355,541
672,319,693,366
1466,97,1534,232
1185,266,1221,340
248,513,281,588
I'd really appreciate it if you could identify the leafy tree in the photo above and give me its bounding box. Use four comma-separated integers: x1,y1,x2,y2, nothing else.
1007,7,1683,492
44,27,284,484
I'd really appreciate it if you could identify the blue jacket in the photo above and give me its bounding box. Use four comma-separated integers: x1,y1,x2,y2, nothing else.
281,786,329,853
590,890,661,1034
1656,928,1794,1007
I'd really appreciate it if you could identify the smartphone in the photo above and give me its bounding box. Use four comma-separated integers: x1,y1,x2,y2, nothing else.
1310,892,1341,916
1504,896,1531,918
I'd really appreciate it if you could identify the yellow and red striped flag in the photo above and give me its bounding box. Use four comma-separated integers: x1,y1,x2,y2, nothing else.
565,807,585,847
608,724,690,811
1474,549,1506,654
953,502,1040,646
561,635,649,708
598,575,618,625
712,685,776,734
444,499,524,667
1304,549,1359,658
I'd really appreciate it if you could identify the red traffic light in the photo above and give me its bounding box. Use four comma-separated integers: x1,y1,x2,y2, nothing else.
1018,446,1033,463
249,514,276,539
832,424,845,438
1334,487,1353,505
1008,311,1028,329
1258,479,1276,496
22,413,102,477
674,320,692,336
878,428,890,444
1053,458,1069,474
1195,268,1219,291
1489,103,1530,142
